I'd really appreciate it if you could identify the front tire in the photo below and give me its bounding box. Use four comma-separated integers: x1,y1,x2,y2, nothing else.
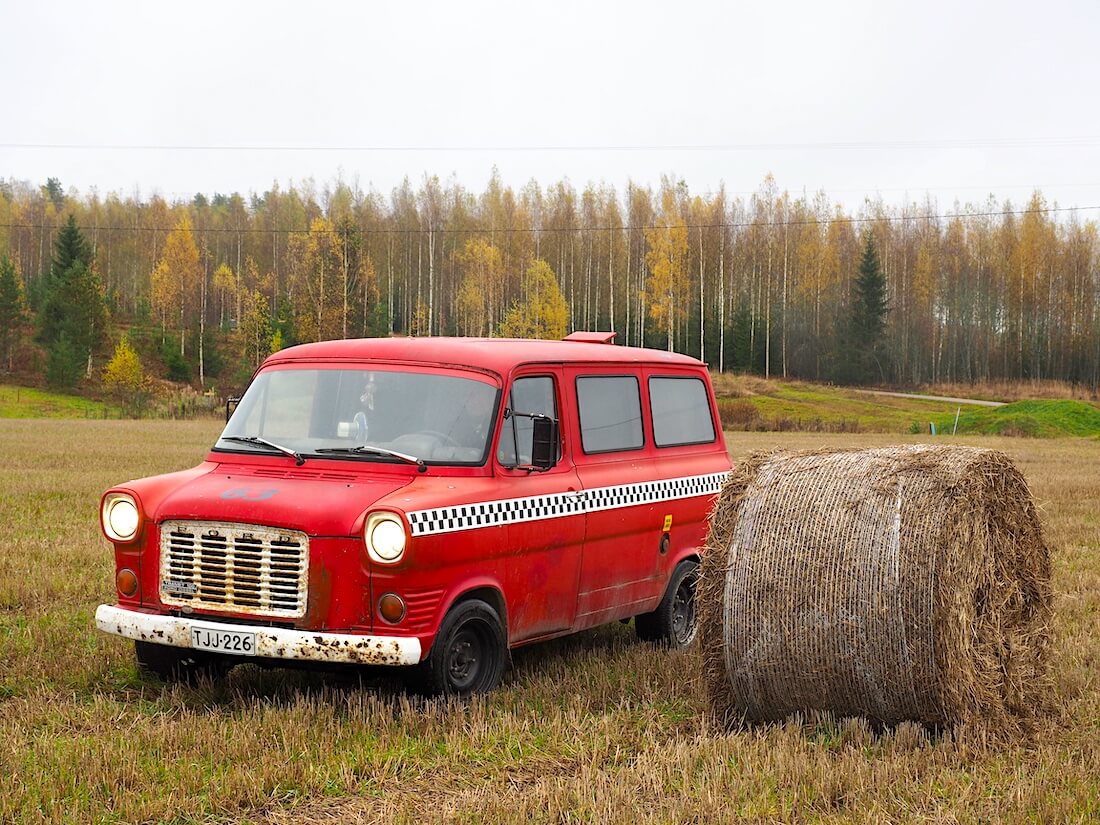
413,599,507,697
135,641,232,685
635,559,699,648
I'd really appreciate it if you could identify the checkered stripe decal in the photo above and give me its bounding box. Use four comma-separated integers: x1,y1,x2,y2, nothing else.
406,471,728,537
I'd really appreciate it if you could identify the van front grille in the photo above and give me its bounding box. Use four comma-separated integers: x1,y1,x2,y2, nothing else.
159,520,309,619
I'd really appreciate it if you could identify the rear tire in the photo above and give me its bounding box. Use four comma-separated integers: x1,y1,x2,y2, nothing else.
412,599,507,697
635,559,699,648
135,641,232,685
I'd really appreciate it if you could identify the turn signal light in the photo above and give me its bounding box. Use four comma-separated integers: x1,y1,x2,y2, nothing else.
378,593,407,624
116,568,139,598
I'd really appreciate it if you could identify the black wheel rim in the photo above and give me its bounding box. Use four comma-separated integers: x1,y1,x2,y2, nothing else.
446,623,489,693
671,573,697,645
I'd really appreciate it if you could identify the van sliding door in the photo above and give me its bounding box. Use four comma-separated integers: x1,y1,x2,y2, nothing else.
568,370,665,630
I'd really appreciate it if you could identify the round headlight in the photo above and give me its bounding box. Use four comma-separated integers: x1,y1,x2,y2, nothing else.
103,494,140,542
366,514,407,563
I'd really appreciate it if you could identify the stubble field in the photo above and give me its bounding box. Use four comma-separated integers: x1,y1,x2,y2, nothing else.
0,420,1097,824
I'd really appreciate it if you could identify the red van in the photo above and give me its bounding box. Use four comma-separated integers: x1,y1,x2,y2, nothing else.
95,333,731,695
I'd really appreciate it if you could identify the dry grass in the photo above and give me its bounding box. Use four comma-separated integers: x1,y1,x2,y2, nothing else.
710,373,782,399
922,378,1100,403
0,422,1097,823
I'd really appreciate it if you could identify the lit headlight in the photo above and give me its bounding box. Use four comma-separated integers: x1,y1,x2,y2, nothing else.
365,513,407,563
102,493,141,542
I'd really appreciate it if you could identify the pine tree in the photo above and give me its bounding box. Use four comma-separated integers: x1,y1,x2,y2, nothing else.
51,214,93,281
729,299,754,372
274,296,296,349
840,234,889,384
43,177,66,212
366,301,389,338
36,217,110,388
0,257,27,372
46,331,82,389
30,212,93,311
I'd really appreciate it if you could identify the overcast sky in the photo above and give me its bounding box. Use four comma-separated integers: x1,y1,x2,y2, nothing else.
3,0,1099,215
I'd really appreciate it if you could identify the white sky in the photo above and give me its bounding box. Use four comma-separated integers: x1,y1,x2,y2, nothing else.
3,0,1100,215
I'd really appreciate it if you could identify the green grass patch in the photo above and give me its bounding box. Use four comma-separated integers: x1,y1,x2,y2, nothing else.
0,384,113,419
936,399,1100,438
713,379,962,434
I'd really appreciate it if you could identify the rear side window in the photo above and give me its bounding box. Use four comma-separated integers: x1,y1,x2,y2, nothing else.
576,376,644,453
649,376,716,447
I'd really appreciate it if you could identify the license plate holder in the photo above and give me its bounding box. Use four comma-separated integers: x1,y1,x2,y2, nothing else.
190,626,257,656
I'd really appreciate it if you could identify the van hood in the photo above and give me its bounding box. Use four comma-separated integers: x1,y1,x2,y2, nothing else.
152,464,415,537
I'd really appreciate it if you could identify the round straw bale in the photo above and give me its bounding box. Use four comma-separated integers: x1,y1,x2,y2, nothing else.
698,445,1053,730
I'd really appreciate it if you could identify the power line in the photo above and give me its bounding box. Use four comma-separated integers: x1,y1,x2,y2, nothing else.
11,181,1100,204
2,203,1097,238
4,136,1100,153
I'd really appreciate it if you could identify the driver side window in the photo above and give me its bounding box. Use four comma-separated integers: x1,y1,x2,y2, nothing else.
498,376,559,467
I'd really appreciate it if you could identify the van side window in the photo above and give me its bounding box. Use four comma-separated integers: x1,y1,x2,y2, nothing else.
499,376,558,466
576,376,644,453
649,376,716,447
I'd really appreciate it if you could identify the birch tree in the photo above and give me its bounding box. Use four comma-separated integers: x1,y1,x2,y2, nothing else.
644,187,689,351
150,215,201,357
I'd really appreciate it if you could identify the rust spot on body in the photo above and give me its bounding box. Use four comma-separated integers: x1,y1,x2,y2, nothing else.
281,633,407,665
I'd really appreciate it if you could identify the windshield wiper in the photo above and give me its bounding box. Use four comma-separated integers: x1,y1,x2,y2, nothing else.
221,435,305,466
314,444,425,470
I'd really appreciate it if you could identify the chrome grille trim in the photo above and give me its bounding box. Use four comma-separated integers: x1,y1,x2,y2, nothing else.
159,520,309,619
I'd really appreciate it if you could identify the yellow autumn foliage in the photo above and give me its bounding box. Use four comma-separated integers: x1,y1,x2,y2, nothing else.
499,259,569,340
103,335,152,416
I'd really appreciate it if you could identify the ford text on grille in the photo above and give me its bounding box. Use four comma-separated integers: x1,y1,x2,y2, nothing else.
159,520,309,618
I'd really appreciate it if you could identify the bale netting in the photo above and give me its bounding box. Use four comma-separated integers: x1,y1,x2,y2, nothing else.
698,445,1054,733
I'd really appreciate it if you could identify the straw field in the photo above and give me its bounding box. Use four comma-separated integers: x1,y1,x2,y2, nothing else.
1,420,1097,824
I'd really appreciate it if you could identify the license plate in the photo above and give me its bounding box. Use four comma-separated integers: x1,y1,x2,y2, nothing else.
190,626,257,656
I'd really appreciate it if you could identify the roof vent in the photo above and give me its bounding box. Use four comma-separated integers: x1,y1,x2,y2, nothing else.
563,331,617,345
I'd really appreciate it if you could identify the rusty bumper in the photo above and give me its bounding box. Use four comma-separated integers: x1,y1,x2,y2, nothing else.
95,604,422,666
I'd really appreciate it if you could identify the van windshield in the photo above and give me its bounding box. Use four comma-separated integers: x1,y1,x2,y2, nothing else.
216,368,499,466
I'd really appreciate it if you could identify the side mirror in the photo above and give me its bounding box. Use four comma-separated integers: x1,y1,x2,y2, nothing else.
225,396,241,423
530,416,557,471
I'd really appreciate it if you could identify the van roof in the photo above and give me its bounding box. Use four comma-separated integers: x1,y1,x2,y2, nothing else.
263,336,705,375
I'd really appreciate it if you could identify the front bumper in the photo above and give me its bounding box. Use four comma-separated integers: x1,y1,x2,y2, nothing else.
95,604,422,666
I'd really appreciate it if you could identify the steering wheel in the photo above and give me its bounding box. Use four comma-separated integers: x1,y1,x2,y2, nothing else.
413,429,462,448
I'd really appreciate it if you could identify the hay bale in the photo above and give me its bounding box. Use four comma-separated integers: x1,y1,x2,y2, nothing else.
699,445,1053,731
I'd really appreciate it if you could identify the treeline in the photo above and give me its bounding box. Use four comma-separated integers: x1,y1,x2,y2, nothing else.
1,172,1098,390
